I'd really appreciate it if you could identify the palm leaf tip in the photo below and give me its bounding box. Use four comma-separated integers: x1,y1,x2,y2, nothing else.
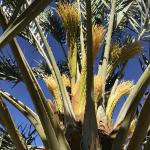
92,25,105,59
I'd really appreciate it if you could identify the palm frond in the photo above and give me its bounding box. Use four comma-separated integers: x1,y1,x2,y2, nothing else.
0,52,21,84
0,124,37,150
139,53,150,72
113,64,150,149
38,7,66,44
0,0,51,49
0,51,70,83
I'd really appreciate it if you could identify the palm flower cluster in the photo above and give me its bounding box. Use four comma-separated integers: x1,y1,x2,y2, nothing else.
58,3,80,49
58,3,81,93
92,25,105,60
110,41,142,65
107,41,142,78
44,74,70,113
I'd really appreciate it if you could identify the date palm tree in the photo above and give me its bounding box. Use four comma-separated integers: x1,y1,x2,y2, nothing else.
0,0,149,149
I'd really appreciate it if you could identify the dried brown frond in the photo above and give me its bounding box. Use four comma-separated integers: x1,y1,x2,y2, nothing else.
92,25,105,59
106,81,133,121
44,76,63,113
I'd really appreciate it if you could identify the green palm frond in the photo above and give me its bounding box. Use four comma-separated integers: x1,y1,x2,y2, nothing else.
80,0,110,24
1,0,66,52
0,51,70,83
0,52,21,83
38,7,66,44
0,124,37,150
0,127,16,150
32,60,70,78
0,0,51,49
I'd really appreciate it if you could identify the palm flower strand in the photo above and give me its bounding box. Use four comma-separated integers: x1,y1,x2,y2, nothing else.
44,75,63,113
110,41,142,64
58,3,80,33
107,41,142,78
92,25,105,60
94,75,104,106
71,24,106,120
58,3,80,49
109,43,122,64
61,74,71,88
44,74,71,113
121,41,142,61
58,3,80,93
106,81,133,122
128,118,137,138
